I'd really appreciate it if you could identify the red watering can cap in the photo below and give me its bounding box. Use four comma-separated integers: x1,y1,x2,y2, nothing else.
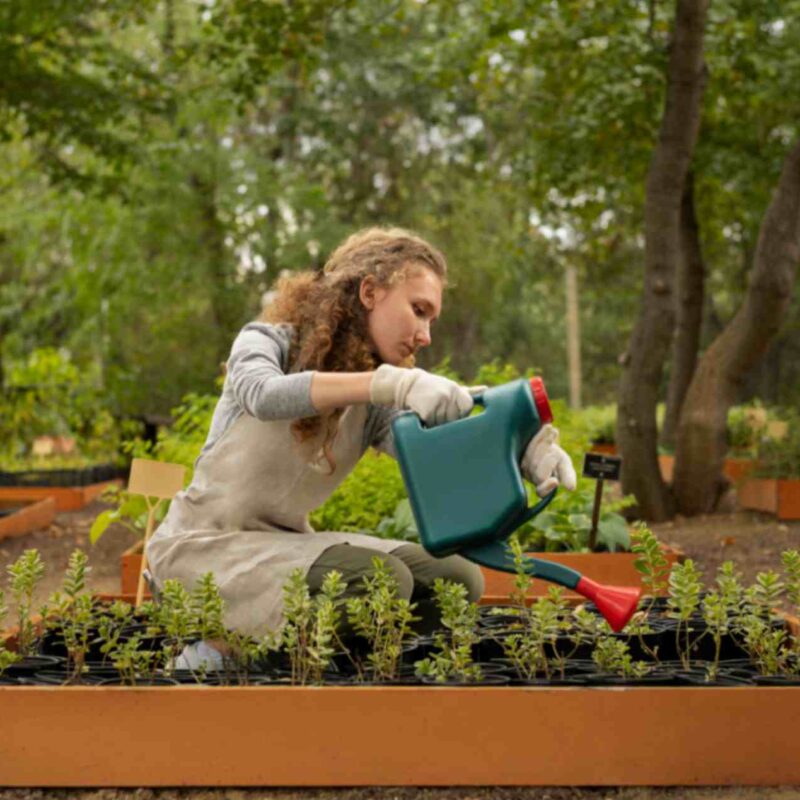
529,377,553,424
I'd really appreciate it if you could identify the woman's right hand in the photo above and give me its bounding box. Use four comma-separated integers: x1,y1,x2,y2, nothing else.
370,364,477,426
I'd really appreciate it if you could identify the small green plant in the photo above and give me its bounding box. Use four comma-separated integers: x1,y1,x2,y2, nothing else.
95,600,135,666
108,633,161,686
667,558,703,669
630,523,669,603
492,534,570,680
154,579,196,674
6,549,46,656
281,568,348,685
345,556,420,682
0,589,22,677
42,550,96,684
591,635,650,679
414,578,482,684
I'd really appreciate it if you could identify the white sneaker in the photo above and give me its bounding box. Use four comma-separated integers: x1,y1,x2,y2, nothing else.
172,640,224,671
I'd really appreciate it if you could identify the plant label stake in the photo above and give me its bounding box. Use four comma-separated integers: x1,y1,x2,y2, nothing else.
127,458,186,607
391,377,641,632
582,452,623,550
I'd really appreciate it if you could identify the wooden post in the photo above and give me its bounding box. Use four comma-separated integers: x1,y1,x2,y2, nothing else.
126,458,186,607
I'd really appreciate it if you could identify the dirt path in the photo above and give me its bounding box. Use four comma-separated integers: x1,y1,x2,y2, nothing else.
2,506,799,798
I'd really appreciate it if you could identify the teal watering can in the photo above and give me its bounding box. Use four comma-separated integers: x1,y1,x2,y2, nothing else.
391,376,640,632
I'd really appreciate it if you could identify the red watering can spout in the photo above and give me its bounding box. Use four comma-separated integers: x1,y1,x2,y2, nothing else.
575,576,642,633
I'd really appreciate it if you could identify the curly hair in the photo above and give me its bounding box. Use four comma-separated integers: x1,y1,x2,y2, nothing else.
260,226,449,475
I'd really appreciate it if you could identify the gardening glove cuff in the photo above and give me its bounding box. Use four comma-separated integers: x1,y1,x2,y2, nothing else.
370,364,476,427
520,424,577,498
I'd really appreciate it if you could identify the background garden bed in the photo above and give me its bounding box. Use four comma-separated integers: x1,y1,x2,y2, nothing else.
0,497,56,541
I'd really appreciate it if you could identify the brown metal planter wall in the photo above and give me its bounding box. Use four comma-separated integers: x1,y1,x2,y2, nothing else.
0,481,120,513
0,497,56,541
2,685,800,787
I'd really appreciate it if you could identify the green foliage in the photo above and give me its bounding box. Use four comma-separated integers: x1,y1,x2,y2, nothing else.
42,549,96,682
6,549,45,656
518,480,635,553
0,348,128,466
345,556,420,681
591,636,650,679
281,567,347,685
754,409,800,479
630,522,670,600
310,450,407,534
413,578,482,684
783,550,800,611
667,558,704,669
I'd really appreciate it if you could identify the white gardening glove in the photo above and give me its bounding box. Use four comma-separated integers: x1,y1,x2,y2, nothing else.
370,364,484,427
520,424,577,498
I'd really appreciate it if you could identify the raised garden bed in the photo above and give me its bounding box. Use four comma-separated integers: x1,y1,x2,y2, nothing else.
738,477,800,520
0,496,56,541
2,681,800,787
658,454,760,485
3,539,800,788
0,480,122,512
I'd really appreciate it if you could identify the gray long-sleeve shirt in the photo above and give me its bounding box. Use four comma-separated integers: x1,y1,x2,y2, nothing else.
200,322,399,465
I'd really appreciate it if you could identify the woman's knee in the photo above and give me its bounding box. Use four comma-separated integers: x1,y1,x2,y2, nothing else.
392,544,484,603
307,544,414,601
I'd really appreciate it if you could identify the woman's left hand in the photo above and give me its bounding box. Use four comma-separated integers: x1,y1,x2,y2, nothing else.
520,424,577,498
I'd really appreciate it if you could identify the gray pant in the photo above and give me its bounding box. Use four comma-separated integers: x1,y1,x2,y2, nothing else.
306,542,485,637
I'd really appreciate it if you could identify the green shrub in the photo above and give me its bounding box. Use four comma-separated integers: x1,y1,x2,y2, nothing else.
310,450,407,534
0,347,130,467
753,409,800,479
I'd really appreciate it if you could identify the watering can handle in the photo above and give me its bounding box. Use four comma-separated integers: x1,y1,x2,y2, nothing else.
520,486,557,525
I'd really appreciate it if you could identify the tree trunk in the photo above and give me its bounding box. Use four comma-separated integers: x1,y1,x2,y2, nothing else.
190,171,247,364
616,0,709,521
565,262,582,408
661,171,706,449
673,138,800,514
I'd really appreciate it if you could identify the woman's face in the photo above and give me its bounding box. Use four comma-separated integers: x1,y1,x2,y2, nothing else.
360,265,443,366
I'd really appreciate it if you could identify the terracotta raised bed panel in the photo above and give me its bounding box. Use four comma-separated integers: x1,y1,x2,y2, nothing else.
0,497,56,541
0,481,120,512
2,686,800,787
738,478,778,515
777,479,800,521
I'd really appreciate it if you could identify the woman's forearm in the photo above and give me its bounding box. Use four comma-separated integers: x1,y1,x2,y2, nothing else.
309,371,376,412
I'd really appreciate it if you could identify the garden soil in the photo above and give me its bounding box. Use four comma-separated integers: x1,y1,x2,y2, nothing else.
2,504,799,799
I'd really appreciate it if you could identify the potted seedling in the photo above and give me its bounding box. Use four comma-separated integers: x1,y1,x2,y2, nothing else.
6,549,46,658
345,556,421,683
666,558,704,670
281,567,349,685
589,635,653,683
413,578,496,684
39,550,98,684
0,590,22,681
487,534,574,681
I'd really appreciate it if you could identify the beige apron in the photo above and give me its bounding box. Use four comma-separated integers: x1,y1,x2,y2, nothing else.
145,403,406,639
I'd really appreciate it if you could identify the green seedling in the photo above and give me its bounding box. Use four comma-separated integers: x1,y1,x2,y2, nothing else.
667,558,703,669
6,549,45,656
591,635,650,679
282,567,347,685
346,556,420,682
0,589,22,676
42,549,96,684
414,578,482,684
